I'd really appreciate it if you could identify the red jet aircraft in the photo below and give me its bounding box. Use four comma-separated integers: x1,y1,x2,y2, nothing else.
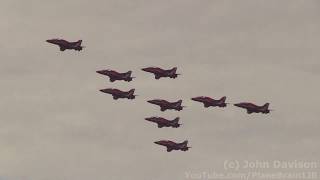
147,99,184,111
191,96,227,108
96,69,134,82
46,39,83,51
154,140,190,152
145,117,181,128
99,88,136,100
141,67,180,79
234,102,271,114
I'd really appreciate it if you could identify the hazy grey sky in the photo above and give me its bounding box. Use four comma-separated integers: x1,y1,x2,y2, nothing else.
0,0,319,180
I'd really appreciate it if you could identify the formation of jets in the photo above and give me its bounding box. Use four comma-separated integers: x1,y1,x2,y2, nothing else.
47,38,272,152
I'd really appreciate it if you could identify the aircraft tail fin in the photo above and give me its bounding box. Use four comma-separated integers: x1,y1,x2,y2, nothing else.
172,117,180,123
74,40,83,51
261,103,270,111
171,117,180,127
128,89,135,96
125,70,132,78
169,67,179,78
180,140,190,151
126,70,132,75
176,100,182,106
171,67,177,73
220,96,226,103
77,40,82,45
263,103,269,108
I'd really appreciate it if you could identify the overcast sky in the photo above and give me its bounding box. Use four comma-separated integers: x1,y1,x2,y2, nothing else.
0,0,319,180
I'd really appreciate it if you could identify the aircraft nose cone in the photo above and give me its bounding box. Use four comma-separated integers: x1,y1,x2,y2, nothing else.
46,39,56,43
191,97,202,102
234,103,241,107
148,100,159,105
142,67,153,72
145,117,151,121
96,70,103,74
154,141,162,145
100,89,110,93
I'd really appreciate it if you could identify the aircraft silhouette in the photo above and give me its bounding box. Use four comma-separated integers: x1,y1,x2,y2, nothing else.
191,96,227,108
99,88,136,100
234,102,271,114
145,117,181,128
96,69,134,82
147,99,184,111
141,67,180,79
46,39,83,51
154,140,190,152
